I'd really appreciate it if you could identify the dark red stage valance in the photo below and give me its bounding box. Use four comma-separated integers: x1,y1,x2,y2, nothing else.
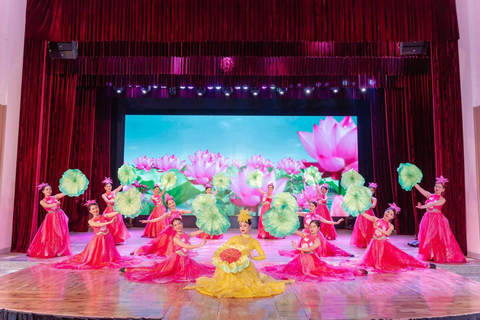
26,0,459,42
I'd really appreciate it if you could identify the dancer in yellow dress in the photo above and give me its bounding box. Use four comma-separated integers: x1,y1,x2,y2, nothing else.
185,210,293,298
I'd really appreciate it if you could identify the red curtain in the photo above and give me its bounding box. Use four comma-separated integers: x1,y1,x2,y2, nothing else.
11,0,466,253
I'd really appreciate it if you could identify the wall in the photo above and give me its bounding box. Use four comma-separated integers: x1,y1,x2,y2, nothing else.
0,0,27,253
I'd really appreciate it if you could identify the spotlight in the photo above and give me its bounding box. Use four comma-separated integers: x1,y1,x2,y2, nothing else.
342,80,348,86
168,87,177,95
115,87,124,94
196,87,206,96
234,86,241,90
127,84,132,88
270,84,276,90
333,88,339,93
369,79,376,86
276,87,287,95
223,87,233,96
243,85,249,90
251,87,260,96
304,87,314,94
179,85,186,89
135,84,140,88
153,85,158,89
160,85,167,89
207,86,214,90
188,86,194,90
141,86,151,94
361,88,367,92
297,83,303,88
215,86,222,90
261,85,268,90
315,82,322,87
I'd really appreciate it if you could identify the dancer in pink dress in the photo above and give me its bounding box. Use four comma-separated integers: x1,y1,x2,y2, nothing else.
142,184,167,238
54,201,140,270
257,184,278,239
281,201,352,257
101,178,130,244
123,218,215,283
27,183,72,258
315,184,337,239
262,220,367,282
196,184,223,240
414,176,467,263
355,203,435,272
133,195,192,257
350,182,377,248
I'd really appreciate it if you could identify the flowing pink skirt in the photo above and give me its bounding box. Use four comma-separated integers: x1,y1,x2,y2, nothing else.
317,205,337,239
27,210,72,258
261,252,365,282
196,232,223,239
124,252,215,284
53,233,141,270
258,203,278,239
133,226,177,257
357,238,429,273
350,209,375,248
142,206,168,238
417,211,467,263
280,231,352,258
104,206,131,244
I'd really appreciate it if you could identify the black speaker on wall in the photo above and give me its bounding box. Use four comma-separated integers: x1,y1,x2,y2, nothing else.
48,41,78,59
400,41,429,55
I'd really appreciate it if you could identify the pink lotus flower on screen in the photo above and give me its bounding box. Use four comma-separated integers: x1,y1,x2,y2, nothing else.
230,160,243,169
246,155,274,173
294,193,309,209
133,156,153,171
152,154,186,172
298,116,358,180
276,157,305,175
230,166,287,207
301,185,319,203
185,150,229,185
330,195,349,217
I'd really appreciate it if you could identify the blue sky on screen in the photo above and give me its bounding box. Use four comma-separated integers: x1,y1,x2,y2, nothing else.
124,115,357,164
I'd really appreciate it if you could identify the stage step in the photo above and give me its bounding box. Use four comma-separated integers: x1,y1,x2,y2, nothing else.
438,261,480,282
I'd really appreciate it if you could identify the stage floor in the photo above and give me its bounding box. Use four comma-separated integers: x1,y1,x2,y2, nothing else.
0,229,480,320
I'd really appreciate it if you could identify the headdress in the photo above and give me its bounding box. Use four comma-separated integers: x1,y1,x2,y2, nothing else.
164,193,174,201
320,183,329,189
154,183,161,188
237,209,252,223
388,202,401,214
368,182,378,189
267,183,274,188
205,184,212,189
435,175,449,185
84,200,97,207
102,177,113,185
37,182,49,191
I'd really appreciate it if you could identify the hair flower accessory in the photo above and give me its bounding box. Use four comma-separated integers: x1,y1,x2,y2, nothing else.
237,209,252,223
84,200,97,207
102,177,113,185
37,182,49,190
435,175,449,185
368,182,378,189
388,202,401,213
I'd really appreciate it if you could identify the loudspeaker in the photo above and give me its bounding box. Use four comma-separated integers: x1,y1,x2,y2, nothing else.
48,41,78,59
400,41,428,55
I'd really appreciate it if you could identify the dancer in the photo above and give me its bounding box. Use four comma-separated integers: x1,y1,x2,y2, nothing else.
27,183,72,258
316,184,337,239
122,218,215,283
142,184,167,238
133,195,192,257
285,201,352,257
355,203,435,272
350,182,377,248
257,184,278,239
414,177,467,263
54,201,140,269
262,220,367,282
101,178,130,244
196,184,223,239
185,210,293,298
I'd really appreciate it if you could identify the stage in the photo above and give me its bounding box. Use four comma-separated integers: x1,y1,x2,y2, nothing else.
0,229,479,320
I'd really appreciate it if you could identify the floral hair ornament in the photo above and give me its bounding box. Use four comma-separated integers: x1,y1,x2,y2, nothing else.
205,184,213,189
154,183,161,188
237,209,252,223
368,182,378,189
164,193,174,201
84,200,97,207
267,183,274,188
388,202,401,214
102,177,113,185
435,175,449,185
320,183,329,189
37,182,49,191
